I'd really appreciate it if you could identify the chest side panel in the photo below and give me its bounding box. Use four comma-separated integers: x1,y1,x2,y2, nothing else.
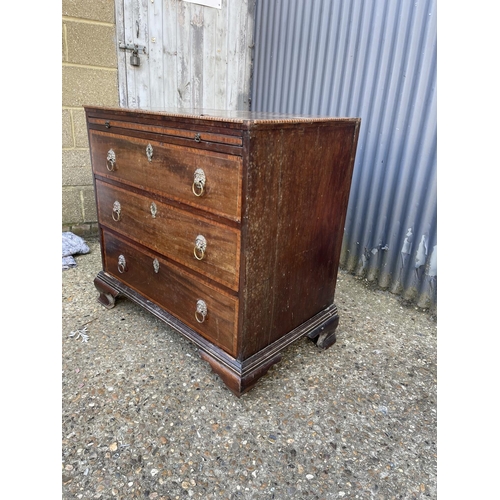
239,120,360,359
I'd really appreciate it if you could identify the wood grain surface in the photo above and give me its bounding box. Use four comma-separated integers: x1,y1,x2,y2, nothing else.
89,130,243,221
96,180,241,291
102,230,238,356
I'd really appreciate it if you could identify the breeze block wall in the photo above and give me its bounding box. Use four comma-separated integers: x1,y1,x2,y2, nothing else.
62,0,119,236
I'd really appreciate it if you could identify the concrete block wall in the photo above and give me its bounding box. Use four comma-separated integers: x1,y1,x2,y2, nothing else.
62,0,119,236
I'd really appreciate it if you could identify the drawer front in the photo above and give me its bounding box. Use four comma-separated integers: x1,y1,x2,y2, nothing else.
87,116,243,147
102,230,238,356
96,180,240,291
89,130,242,221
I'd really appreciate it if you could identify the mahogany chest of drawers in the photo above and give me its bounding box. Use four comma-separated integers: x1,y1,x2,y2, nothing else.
85,106,360,396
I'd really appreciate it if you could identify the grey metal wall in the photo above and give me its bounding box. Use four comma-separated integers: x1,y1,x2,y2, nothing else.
251,0,437,308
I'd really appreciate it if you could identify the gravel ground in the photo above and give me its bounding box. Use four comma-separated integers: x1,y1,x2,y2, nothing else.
62,237,437,499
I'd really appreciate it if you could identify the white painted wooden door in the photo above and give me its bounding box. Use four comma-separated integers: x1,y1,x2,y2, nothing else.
114,0,255,110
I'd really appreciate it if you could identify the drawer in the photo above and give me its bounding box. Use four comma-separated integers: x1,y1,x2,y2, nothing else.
96,180,240,291
102,230,238,356
87,116,243,147
89,130,242,221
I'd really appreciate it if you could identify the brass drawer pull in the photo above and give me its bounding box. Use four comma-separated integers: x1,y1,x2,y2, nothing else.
112,201,121,221
153,258,160,273
150,202,157,218
194,133,201,143
194,235,207,260
195,299,208,323
192,168,206,197
146,143,153,162
117,255,127,273
106,149,116,171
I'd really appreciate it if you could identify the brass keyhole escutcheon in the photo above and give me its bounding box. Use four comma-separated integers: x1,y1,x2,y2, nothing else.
153,258,160,273
146,143,153,162
150,202,157,218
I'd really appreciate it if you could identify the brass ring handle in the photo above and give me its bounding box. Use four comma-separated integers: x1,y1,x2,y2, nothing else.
195,299,208,323
146,143,153,162
192,168,206,197
194,235,207,261
118,254,127,274
106,149,116,171
112,201,121,221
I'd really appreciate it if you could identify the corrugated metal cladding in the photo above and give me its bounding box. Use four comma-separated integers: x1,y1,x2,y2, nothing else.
251,0,437,309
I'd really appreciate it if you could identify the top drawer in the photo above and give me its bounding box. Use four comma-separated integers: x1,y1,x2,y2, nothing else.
87,116,243,148
89,130,243,222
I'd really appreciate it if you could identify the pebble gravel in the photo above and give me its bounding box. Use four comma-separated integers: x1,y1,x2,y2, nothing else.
62,237,437,499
